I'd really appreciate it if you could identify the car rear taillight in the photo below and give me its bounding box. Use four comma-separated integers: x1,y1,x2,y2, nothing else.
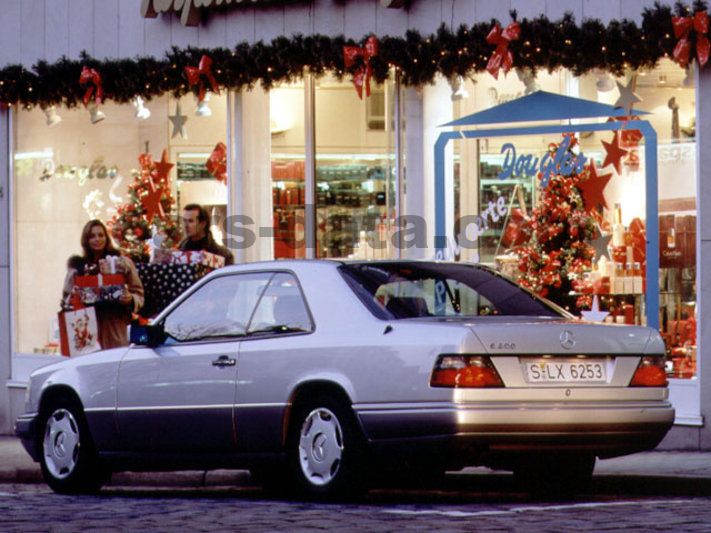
630,355,668,387
430,355,504,388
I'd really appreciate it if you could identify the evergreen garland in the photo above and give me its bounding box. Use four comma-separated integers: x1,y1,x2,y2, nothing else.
0,1,706,108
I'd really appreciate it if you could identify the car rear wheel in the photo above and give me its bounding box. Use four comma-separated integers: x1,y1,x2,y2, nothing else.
38,397,106,494
287,396,367,498
514,454,596,497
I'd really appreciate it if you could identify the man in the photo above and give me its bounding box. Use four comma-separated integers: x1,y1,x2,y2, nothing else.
179,203,234,265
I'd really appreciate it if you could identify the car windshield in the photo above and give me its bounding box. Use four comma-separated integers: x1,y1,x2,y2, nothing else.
340,262,565,319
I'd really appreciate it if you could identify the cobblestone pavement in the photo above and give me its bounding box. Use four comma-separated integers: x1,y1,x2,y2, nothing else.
2,477,710,532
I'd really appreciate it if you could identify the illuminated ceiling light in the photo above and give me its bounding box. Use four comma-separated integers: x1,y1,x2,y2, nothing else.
134,96,151,120
88,102,106,124
594,69,616,92
195,92,212,117
516,67,540,94
43,106,61,127
448,75,469,101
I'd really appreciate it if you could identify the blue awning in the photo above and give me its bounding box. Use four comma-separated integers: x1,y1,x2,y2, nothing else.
442,91,648,127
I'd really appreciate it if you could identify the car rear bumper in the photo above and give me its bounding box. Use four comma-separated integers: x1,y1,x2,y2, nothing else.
14,414,40,462
356,400,675,462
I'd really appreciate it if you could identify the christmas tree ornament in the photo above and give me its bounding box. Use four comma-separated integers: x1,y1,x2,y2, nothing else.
343,35,379,99
154,149,174,184
195,92,212,117
672,8,710,68
88,101,106,124
206,142,227,184
601,131,629,175
169,101,188,139
580,295,610,322
613,76,641,115
184,54,220,103
134,97,151,120
486,14,521,79
79,66,104,107
43,106,61,127
578,161,612,212
588,225,613,261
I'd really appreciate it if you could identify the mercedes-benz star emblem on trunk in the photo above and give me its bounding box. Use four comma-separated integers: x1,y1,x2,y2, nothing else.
560,330,576,349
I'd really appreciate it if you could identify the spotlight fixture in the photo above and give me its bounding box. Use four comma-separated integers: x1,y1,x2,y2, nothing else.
594,69,616,92
195,92,212,117
516,67,540,94
44,106,61,127
88,102,106,124
448,76,469,101
134,97,151,120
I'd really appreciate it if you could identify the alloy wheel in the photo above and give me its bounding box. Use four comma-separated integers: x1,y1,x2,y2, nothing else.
298,407,344,486
43,408,80,480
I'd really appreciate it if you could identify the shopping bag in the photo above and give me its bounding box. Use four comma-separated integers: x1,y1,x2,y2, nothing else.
58,307,102,356
501,184,530,248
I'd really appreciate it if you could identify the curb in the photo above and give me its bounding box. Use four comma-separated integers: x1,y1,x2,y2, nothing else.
0,467,252,487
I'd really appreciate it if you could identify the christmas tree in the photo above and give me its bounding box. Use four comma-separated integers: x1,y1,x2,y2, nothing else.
109,150,181,262
515,137,600,310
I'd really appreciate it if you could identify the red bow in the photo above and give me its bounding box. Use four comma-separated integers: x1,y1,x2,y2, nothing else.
184,55,220,102
206,142,227,184
486,20,521,78
672,10,710,68
343,35,379,99
79,66,104,107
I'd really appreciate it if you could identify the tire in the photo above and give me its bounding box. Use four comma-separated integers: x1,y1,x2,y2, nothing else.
38,395,107,494
287,395,368,499
514,454,596,497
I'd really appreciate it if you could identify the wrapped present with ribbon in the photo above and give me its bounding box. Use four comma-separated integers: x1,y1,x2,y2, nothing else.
152,249,226,270
73,272,126,306
136,263,209,318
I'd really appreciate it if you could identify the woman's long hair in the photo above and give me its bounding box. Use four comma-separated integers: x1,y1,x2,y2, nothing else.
80,219,122,261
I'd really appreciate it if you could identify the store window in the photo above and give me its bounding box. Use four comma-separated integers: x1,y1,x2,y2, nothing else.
13,93,228,355
450,59,697,380
269,74,397,260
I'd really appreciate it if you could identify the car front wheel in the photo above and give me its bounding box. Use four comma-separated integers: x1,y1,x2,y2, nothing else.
39,397,106,494
288,396,367,498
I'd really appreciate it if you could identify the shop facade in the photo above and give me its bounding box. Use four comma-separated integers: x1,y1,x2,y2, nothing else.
0,0,710,450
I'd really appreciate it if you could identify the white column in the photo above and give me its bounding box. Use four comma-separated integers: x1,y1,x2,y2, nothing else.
696,63,711,446
0,108,12,433
228,87,274,264
403,87,425,258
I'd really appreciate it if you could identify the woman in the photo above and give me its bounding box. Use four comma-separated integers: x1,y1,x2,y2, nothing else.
62,219,144,349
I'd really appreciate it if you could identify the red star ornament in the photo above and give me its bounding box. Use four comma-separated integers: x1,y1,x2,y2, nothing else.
154,149,174,184
141,180,164,223
578,162,612,213
601,131,629,175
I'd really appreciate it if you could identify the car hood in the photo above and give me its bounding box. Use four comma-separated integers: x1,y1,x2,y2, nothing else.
403,316,654,355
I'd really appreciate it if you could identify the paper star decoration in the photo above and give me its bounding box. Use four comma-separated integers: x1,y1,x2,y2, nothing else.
614,76,642,115
154,149,174,184
580,295,609,323
601,131,629,175
141,179,164,223
169,101,188,139
578,162,612,212
589,226,612,261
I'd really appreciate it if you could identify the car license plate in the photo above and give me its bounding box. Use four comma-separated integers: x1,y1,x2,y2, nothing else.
522,359,607,384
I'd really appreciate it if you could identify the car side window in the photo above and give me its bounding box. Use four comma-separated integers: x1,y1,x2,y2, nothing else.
164,273,272,342
247,273,312,335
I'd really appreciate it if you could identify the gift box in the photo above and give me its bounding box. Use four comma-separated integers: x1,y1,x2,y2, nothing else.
136,263,209,318
152,249,226,269
73,273,126,306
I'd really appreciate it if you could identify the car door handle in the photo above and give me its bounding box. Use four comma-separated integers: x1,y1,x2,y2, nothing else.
212,355,236,368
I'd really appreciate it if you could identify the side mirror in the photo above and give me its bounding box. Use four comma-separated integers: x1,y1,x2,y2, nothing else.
129,323,166,348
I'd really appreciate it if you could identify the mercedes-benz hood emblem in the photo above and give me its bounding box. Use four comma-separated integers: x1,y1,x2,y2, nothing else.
560,330,576,349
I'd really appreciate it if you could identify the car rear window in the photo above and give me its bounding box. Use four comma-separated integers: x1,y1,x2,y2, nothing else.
339,262,564,319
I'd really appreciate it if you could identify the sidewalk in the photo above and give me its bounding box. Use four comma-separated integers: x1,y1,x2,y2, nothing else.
2,435,711,487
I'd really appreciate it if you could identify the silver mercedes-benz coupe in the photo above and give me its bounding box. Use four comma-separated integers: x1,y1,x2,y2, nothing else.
16,260,674,496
